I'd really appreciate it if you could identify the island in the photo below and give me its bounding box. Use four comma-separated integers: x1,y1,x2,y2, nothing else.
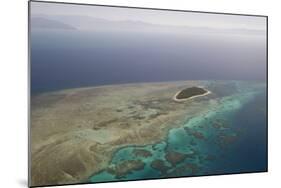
173,86,210,102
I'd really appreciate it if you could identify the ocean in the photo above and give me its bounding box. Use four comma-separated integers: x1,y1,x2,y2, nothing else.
31,29,266,94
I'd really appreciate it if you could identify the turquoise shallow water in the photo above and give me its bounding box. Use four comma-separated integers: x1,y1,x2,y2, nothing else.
90,81,267,183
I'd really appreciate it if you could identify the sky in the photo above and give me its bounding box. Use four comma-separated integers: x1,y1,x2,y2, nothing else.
30,1,266,31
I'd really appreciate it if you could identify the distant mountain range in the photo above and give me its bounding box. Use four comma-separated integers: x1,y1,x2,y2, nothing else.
30,15,265,35
31,17,76,30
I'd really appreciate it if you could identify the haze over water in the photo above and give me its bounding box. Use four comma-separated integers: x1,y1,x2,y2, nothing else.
30,2,266,94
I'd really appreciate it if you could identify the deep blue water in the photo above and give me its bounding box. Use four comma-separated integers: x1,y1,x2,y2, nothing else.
31,29,266,94
223,91,267,172
199,90,267,175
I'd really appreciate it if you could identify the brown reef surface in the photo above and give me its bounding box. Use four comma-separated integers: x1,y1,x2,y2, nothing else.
106,160,145,179
30,81,215,186
150,159,170,175
133,149,152,158
165,150,189,166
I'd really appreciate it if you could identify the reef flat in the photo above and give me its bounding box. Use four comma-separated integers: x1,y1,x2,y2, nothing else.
30,80,266,186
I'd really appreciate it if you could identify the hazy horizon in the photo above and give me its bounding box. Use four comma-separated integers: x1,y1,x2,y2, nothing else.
30,1,267,94
30,1,266,31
